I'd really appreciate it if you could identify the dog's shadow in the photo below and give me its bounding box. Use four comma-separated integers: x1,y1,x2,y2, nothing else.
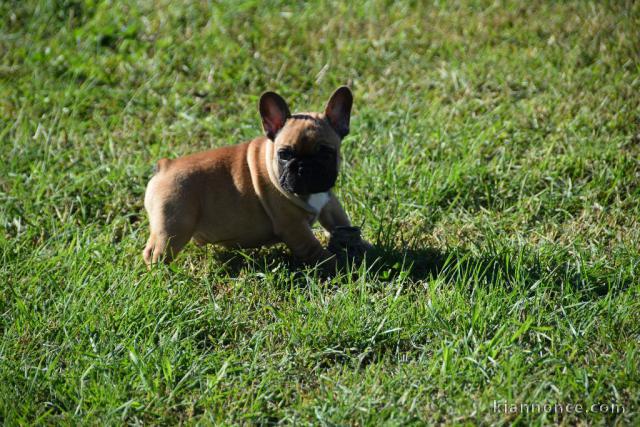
201,244,478,286
201,243,627,298
202,244,444,281
366,245,627,298
364,245,448,281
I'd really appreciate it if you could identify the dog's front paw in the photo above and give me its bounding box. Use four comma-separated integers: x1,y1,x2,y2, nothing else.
327,226,371,266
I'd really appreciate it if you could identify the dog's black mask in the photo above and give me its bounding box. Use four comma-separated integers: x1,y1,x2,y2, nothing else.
278,146,338,195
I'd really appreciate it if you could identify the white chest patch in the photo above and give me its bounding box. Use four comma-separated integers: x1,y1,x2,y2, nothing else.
307,192,330,214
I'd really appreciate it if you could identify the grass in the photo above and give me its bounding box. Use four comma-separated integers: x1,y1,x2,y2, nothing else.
1,0,639,424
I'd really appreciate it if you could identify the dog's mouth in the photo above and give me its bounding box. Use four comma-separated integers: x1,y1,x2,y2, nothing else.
279,157,337,195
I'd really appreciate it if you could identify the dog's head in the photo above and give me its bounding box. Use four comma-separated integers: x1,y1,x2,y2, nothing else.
259,87,352,195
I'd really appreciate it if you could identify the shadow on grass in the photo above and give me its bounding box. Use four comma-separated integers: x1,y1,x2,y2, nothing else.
364,245,448,281
188,241,627,299
182,242,628,369
365,244,627,298
205,244,448,287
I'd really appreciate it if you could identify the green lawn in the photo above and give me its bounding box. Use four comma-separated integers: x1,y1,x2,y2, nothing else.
1,0,639,424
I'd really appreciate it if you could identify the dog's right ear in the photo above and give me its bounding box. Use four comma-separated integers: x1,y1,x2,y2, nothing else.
259,92,291,140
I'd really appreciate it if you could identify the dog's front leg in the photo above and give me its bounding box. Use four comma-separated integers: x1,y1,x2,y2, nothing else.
317,193,352,233
319,194,372,262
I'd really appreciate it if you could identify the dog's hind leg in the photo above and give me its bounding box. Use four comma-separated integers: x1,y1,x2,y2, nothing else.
143,187,197,267
143,229,192,266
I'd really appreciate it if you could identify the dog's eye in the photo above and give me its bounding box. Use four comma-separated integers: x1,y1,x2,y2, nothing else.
278,148,295,161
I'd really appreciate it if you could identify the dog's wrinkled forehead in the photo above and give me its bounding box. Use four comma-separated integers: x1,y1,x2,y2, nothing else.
275,113,340,154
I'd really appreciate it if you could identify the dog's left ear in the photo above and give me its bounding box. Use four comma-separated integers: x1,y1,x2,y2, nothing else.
324,86,353,138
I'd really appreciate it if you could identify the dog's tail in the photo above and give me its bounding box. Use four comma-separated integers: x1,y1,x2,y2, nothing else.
153,158,171,175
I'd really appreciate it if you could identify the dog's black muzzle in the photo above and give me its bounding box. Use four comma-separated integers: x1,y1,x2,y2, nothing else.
279,155,337,195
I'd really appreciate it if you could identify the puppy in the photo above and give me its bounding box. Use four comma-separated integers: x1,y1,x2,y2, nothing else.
143,86,367,269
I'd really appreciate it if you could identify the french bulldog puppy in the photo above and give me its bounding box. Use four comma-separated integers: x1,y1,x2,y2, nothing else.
143,86,368,269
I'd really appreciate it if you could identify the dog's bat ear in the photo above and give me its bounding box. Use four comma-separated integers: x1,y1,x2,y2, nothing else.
324,86,353,138
259,92,291,140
